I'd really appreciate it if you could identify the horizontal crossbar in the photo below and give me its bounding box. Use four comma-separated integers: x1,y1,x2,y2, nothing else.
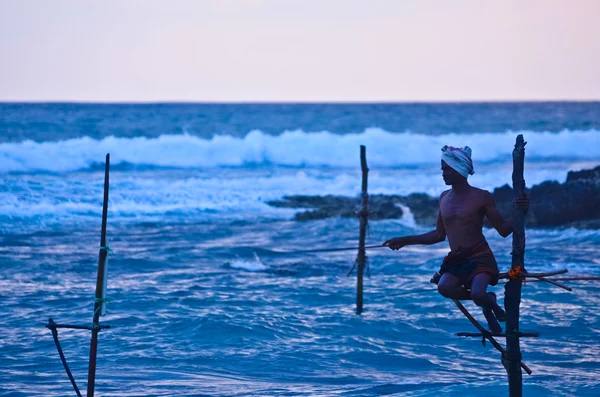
46,321,110,331
457,332,539,337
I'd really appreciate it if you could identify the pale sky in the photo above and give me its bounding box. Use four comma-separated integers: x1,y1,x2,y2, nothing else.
1,0,599,102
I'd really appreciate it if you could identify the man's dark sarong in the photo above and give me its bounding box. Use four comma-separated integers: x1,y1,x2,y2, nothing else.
439,240,499,289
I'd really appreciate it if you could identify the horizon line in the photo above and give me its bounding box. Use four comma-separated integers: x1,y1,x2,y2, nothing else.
2,99,600,105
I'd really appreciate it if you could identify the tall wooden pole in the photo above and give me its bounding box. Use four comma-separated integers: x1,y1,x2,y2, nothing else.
356,145,369,314
87,154,110,397
504,135,526,396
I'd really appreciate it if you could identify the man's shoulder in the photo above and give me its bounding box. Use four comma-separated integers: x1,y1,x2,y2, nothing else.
471,186,492,196
470,186,494,203
439,189,451,199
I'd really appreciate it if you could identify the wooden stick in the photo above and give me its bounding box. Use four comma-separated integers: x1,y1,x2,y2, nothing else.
87,153,110,397
502,277,600,283
529,275,572,291
498,269,568,279
457,332,539,338
278,244,385,255
356,145,369,315
395,277,599,298
453,300,532,375
47,319,83,397
48,323,110,331
505,134,527,395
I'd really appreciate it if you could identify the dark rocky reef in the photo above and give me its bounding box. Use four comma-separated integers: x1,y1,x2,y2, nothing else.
267,165,600,229
268,193,438,224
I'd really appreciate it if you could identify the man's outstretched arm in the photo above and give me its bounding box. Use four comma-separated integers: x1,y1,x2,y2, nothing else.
383,211,446,250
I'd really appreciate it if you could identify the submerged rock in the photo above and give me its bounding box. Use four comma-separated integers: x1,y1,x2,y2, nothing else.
268,195,405,221
267,193,440,223
267,165,600,229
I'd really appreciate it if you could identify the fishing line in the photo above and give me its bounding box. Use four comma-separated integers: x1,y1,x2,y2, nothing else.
269,244,387,255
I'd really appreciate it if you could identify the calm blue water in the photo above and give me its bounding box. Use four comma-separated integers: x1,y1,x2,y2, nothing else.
1,103,600,396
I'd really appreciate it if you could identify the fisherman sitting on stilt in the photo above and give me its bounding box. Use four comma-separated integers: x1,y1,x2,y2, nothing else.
383,145,529,335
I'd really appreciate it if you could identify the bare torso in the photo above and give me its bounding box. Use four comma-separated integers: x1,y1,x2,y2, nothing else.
439,186,488,252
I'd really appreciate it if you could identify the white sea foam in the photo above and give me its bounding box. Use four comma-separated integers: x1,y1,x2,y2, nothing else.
229,253,269,272
395,204,417,228
1,129,598,173
0,159,595,225
2,128,598,229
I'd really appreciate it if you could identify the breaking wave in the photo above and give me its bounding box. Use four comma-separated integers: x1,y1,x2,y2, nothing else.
1,128,599,173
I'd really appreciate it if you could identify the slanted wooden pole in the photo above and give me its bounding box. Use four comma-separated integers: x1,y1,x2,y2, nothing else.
87,154,110,397
356,145,369,314
454,300,532,375
504,135,527,396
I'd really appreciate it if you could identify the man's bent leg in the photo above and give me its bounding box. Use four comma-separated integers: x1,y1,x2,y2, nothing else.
470,273,494,308
437,273,470,300
470,273,505,319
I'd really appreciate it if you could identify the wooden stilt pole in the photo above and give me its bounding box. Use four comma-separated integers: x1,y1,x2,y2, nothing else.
504,135,527,396
87,154,111,397
356,145,369,314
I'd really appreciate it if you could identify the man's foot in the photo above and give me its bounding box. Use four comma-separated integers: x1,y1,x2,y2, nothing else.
487,292,506,322
482,306,503,336
481,292,503,335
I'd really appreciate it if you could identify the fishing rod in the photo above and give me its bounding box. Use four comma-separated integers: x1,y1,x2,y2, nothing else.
271,244,388,255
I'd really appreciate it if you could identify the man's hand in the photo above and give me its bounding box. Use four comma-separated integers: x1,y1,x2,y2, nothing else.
383,237,405,250
513,194,530,213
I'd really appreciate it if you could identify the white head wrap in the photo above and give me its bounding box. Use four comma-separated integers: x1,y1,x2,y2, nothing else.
441,145,474,178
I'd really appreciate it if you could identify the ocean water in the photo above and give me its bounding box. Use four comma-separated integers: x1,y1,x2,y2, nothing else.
1,102,599,396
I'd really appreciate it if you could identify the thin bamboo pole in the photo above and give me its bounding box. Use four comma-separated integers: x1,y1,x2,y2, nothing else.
356,145,369,314
87,154,110,397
